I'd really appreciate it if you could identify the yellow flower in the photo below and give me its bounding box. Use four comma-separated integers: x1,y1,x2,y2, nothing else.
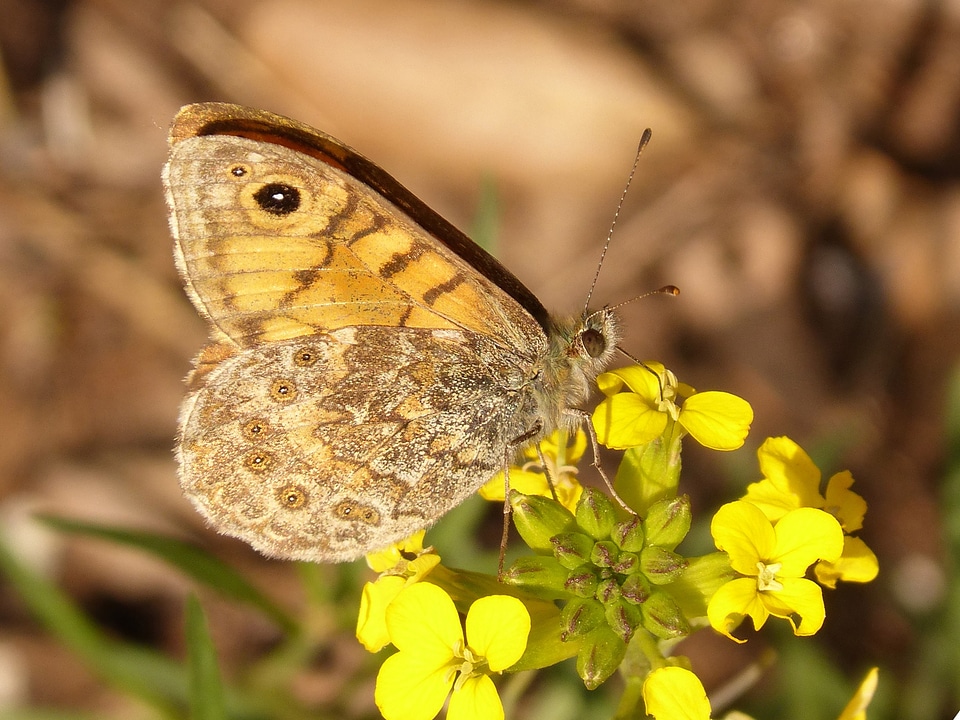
708,501,843,642
643,666,712,720
357,531,441,652
741,437,878,588
592,364,753,451
480,429,585,512
375,583,530,720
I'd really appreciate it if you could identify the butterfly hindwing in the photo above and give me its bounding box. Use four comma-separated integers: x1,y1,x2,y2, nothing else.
177,327,533,560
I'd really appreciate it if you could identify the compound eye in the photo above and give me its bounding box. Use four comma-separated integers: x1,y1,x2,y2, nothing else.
581,328,607,358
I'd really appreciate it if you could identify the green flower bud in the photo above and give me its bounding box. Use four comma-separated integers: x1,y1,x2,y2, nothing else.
576,625,627,690
595,576,621,605
576,488,617,540
640,547,689,585
611,516,645,552
612,551,639,575
590,540,620,568
605,597,642,643
620,572,651,604
564,567,599,597
641,590,690,640
643,495,692,550
560,597,605,640
678,552,735,590
666,552,736,618
510,490,576,552
503,555,569,593
552,532,595,569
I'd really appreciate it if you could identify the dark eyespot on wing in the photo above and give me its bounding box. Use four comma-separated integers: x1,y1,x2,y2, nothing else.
254,183,301,215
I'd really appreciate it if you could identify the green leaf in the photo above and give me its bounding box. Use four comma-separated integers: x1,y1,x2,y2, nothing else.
37,515,296,634
186,596,227,720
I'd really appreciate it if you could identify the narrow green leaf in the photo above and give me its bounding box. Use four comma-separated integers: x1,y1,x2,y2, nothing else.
186,596,227,720
0,540,184,714
37,515,297,634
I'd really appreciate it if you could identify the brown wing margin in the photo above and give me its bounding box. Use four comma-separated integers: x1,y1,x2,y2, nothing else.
169,103,552,333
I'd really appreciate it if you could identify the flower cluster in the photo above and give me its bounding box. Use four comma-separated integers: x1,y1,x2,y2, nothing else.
357,363,880,720
707,437,879,643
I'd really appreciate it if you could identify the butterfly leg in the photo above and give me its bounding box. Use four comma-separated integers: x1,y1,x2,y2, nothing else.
497,421,547,579
569,408,637,516
498,460,512,580
535,443,561,503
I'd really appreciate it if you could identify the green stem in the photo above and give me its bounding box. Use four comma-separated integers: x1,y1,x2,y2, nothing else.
614,629,667,719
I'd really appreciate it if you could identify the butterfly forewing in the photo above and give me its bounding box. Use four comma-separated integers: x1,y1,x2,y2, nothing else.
165,119,544,352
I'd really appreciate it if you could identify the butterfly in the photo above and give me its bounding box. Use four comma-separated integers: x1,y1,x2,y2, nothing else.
163,103,621,561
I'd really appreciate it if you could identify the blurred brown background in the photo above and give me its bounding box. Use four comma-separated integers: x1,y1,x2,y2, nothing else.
1,0,958,717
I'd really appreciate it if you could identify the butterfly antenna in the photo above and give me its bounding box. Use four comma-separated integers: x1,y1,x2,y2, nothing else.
605,284,680,315
582,283,679,341
583,128,653,316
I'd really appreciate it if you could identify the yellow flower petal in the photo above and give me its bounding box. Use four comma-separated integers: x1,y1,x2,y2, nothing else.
408,554,442,581
824,470,867,533
479,470,517,502
643,667,712,720
741,478,801,522
385,583,461,661
742,437,827,520
815,536,879,588
592,392,667,449
763,576,826,636
679,391,753,450
357,576,406,652
707,577,770,642
465,595,531,672
597,366,661,399
367,530,428,572
447,674,504,720
838,667,879,720
756,437,823,505
772,508,844,576
539,429,588,465
376,650,453,720
711,502,776,576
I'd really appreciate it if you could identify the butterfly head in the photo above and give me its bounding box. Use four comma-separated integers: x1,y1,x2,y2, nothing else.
572,306,620,368
541,307,620,425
